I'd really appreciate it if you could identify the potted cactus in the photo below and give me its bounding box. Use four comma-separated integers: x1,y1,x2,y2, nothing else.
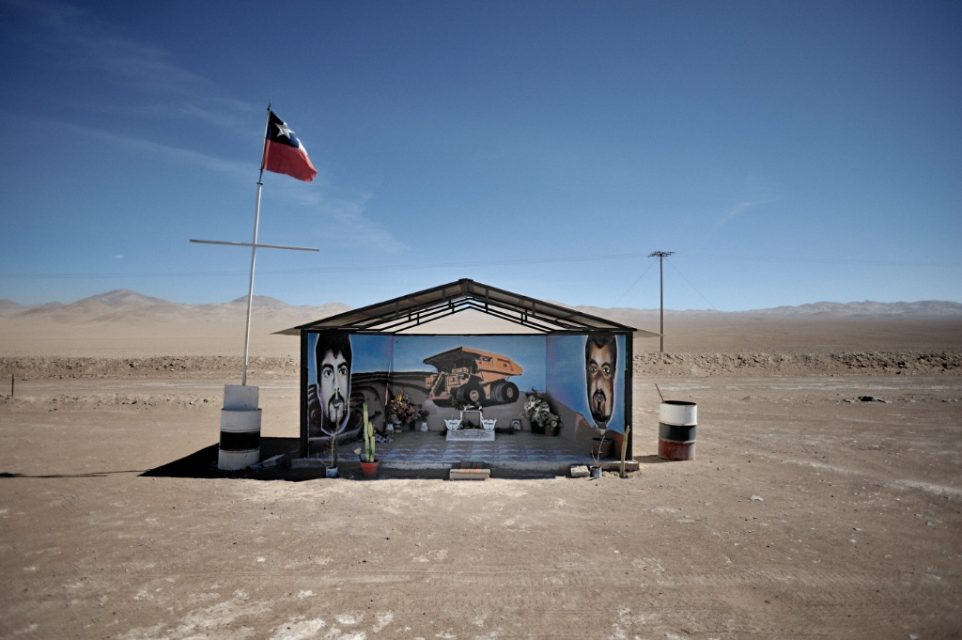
358,402,380,479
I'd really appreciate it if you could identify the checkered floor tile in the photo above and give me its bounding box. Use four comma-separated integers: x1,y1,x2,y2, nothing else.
376,431,596,467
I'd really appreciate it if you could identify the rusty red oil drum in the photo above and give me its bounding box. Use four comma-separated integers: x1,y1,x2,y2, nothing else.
658,400,697,461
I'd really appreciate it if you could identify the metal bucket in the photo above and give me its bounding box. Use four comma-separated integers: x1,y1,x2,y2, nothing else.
658,400,696,461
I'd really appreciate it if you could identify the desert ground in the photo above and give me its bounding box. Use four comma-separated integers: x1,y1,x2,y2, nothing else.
1,302,961,639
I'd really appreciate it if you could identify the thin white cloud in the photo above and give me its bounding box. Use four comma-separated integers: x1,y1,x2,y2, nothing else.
175,101,258,133
4,0,204,94
3,0,256,133
3,0,406,254
95,37,206,94
717,198,767,226
48,115,403,251
312,196,408,254
270,182,405,253
714,176,780,229
53,118,251,178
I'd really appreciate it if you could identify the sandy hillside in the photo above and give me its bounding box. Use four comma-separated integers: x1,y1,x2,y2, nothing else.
2,291,961,358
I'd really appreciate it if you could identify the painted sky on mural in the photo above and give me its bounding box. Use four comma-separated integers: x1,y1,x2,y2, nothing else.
1,0,959,311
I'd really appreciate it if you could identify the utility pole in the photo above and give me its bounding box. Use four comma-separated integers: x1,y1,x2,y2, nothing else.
648,251,674,353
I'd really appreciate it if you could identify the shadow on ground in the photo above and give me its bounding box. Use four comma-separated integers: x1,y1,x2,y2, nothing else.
139,435,649,481
142,437,300,480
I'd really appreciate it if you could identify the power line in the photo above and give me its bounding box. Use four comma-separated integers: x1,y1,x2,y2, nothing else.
4,250,958,282
0,250,655,280
612,259,657,306
664,256,716,310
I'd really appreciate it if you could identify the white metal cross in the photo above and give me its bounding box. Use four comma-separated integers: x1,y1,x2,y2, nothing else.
191,177,318,386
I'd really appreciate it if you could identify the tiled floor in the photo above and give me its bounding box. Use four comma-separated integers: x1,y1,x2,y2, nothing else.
376,430,596,471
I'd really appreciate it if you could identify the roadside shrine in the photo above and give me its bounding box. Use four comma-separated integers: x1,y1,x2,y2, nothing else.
281,279,658,474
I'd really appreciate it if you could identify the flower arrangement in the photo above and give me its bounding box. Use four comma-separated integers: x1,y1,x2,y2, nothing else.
523,392,561,435
386,392,419,427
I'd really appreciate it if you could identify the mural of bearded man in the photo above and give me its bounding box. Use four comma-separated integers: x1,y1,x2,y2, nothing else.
308,331,360,442
585,332,617,427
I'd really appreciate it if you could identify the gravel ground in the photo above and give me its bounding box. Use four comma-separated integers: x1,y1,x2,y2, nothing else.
1,367,960,639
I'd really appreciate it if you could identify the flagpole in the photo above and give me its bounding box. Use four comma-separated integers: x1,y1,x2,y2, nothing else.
241,105,274,386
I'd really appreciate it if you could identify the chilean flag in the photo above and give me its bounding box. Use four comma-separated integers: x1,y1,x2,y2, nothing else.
261,110,317,182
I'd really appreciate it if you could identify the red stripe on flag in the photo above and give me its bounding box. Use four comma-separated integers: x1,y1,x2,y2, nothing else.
263,140,317,182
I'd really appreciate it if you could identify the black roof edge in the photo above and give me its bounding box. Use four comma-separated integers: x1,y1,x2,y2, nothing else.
278,277,645,335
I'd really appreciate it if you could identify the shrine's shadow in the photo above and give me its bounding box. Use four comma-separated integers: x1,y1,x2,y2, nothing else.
142,434,643,481
141,437,455,480
142,437,300,479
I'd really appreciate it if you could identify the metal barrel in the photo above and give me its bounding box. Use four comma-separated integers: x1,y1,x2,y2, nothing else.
658,400,696,461
218,384,261,471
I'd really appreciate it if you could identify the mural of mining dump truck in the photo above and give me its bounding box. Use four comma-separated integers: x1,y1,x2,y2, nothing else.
423,347,523,407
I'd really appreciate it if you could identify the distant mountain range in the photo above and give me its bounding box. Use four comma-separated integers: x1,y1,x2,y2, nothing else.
747,300,962,316
0,289,350,325
1,289,960,321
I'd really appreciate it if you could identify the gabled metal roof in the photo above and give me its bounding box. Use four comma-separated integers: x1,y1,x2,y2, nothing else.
280,278,653,335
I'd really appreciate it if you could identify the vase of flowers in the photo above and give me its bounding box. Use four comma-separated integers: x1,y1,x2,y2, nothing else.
523,392,561,436
386,392,419,431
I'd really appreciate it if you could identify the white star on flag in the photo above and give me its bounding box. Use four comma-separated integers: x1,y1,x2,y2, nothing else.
274,121,293,139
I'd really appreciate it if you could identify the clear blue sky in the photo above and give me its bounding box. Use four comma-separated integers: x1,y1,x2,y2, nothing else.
1,0,959,311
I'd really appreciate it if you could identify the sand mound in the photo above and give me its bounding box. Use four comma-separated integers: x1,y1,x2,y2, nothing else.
0,356,297,380
634,351,962,376
2,351,960,382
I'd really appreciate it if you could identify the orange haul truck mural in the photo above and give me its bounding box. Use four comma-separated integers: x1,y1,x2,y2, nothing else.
423,347,522,407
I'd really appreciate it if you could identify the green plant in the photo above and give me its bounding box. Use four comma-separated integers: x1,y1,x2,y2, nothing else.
361,401,377,462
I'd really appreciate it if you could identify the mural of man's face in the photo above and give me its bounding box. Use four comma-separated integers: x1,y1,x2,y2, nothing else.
586,336,616,425
319,348,350,430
